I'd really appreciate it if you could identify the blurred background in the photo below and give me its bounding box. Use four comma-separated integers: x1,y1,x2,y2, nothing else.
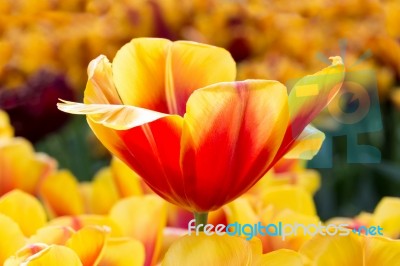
1,0,399,220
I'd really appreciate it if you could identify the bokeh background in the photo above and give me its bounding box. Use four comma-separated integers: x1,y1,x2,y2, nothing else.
1,0,399,220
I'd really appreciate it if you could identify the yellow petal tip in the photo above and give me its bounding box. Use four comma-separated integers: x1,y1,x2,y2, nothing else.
329,56,343,65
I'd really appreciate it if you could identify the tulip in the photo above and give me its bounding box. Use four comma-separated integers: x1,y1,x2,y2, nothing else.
0,110,13,138
162,234,304,265
328,196,400,239
58,38,344,224
0,110,56,196
300,232,400,265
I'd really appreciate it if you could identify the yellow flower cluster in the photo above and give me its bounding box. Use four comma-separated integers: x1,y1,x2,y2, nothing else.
1,0,399,100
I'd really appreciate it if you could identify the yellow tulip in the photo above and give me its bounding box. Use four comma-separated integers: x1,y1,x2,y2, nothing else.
300,232,400,266
162,234,305,265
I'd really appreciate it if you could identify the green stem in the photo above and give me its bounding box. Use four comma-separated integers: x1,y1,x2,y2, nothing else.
193,212,209,231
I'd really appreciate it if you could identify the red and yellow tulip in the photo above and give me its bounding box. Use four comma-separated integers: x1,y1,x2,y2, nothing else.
58,37,344,216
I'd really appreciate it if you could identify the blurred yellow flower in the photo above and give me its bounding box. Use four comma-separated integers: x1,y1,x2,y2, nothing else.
300,232,400,265
224,186,320,253
162,234,304,266
39,157,146,217
0,111,56,196
0,110,13,138
328,196,400,239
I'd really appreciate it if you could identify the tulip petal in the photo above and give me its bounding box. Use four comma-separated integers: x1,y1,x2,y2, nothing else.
162,234,262,266
99,237,145,266
0,190,47,237
165,41,236,115
21,245,82,266
0,213,26,265
4,243,47,266
288,56,344,137
181,80,289,211
84,55,122,105
87,115,185,205
275,57,344,160
283,125,325,160
110,157,144,197
111,38,236,115
299,233,363,266
29,226,75,246
40,170,84,217
48,215,122,237
109,195,167,266
261,186,316,216
372,197,400,238
257,249,304,266
269,209,320,251
66,226,108,266
0,138,55,195
91,168,119,215
159,228,187,261
57,100,170,130
364,236,400,266
112,38,171,112
0,110,13,138
224,197,259,225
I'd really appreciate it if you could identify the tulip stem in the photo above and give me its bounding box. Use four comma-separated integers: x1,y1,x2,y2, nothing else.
193,212,209,230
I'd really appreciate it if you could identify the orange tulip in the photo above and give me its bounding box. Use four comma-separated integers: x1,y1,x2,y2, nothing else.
58,38,344,215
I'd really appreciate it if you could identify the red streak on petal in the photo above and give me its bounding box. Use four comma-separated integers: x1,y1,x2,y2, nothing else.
71,216,82,230
29,244,44,255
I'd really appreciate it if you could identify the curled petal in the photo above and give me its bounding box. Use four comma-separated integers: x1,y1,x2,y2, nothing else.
29,226,75,246
288,56,345,137
48,215,122,237
66,226,108,266
283,125,325,160
4,243,47,266
16,245,82,266
57,100,170,130
84,55,122,105
276,57,344,160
